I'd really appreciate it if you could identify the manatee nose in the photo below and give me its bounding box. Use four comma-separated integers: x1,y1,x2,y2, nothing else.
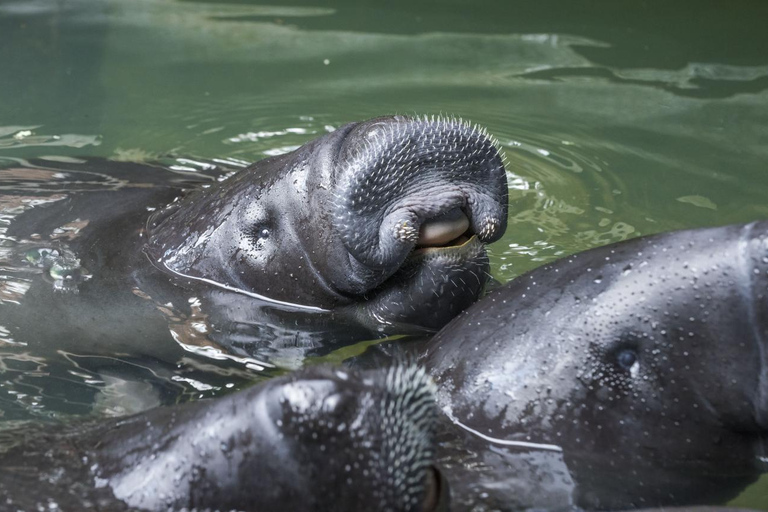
333,116,508,269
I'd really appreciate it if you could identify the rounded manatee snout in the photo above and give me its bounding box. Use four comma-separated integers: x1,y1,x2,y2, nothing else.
333,116,508,271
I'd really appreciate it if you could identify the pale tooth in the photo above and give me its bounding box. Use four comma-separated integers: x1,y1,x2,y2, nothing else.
417,209,470,246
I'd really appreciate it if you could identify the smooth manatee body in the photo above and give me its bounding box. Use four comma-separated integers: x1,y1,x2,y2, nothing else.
0,365,447,512
0,115,508,412
417,221,768,510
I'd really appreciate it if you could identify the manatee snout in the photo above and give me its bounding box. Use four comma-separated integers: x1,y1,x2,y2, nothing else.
333,116,508,271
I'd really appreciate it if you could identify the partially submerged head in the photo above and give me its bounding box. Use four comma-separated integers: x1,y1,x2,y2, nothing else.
146,115,508,329
425,221,768,507
91,364,446,512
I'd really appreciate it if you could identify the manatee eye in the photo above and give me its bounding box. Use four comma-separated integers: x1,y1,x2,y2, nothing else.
615,348,638,371
250,224,271,243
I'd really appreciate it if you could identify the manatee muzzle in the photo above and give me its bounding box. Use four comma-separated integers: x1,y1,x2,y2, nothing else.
333,116,508,271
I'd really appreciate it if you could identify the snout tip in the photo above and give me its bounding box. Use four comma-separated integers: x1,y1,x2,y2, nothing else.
333,115,509,270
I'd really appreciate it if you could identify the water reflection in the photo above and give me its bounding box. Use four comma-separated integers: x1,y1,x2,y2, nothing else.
0,128,101,151
520,63,768,100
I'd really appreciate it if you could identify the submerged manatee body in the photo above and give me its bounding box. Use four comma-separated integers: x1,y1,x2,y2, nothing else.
0,365,447,512
0,116,507,387
418,221,768,510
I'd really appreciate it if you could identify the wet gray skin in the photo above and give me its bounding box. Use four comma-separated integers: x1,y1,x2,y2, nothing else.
0,115,507,376
0,364,448,512
146,115,508,322
415,221,768,510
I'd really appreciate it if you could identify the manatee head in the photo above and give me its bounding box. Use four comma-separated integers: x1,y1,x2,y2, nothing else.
146,116,508,329
242,365,445,511
90,365,446,512
425,221,768,508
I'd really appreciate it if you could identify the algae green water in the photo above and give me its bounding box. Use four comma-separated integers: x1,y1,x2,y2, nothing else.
0,0,767,508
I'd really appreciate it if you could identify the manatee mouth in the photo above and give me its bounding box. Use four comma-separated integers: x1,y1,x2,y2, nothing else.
332,115,508,286
416,207,472,249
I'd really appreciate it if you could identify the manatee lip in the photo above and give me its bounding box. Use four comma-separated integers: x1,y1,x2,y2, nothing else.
412,233,481,259
416,207,472,248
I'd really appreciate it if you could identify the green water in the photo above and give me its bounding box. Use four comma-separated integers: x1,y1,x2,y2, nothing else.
1,0,767,508
3,0,768,282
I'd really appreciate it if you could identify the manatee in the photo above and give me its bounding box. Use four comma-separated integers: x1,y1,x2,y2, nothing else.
0,365,447,512
415,221,768,510
146,116,508,320
0,116,507,396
